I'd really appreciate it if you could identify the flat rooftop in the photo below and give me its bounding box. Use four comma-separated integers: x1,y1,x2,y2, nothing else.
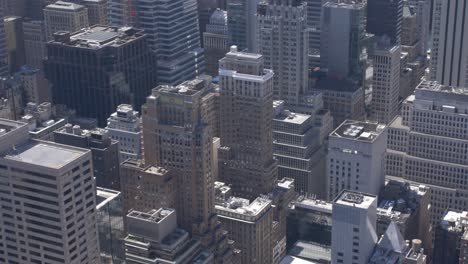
330,120,385,142
275,110,311,125
96,187,121,209
157,78,206,96
417,80,468,95
57,26,144,49
293,198,332,214
127,208,175,224
45,1,85,11
289,241,331,263
5,141,87,169
334,191,377,209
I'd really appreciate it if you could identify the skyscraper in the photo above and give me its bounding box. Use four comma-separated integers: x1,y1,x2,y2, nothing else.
142,77,234,262
386,81,468,224
367,0,404,44
257,0,309,108
306,0,326,68
331,191,378,264
44,26,157,125
23,19,47,70
218,46,277,200
203,8,230,76
44,1,89,40
327,120,387,200
82,0,108,26
320,1,366,80
371,37,401,124
4,16,26,74
0,7,9,76
0,119,100,264
430,0,468,87
227,0,259,51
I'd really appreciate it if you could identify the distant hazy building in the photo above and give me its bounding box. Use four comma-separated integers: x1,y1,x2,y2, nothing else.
386,81,468,224
406,0,430,55
106,104,142,161
332,191,378,264
306,0,326,68
0,119,100,264
0,8,8,76
96,187,125,264
203,8,229,76
22,20,47,70
430,0,468,87
327,120,387,200
120,159,177,214
321,1,366,80
82,0,108,25
44,1,89,40
215,182,274,264
54,124,121,190
257,0,309,108
227,0,259,51
433,210,468,264
4,16,25,73
124,208,214,264
44,26,157,125
107,0,134,26
218,46,277,199
371,37,401,124
367,0,403,44
273,100,332,196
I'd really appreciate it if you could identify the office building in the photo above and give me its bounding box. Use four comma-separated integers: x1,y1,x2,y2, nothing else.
142,77,234,262
286,196,332,263
82,0,108,26
386,81,468,224
257,0,309,108
314,76,366,127
227,0,259,51
371,37,401,124
54,124,121,190
96,187,125,264
215,182,274,264
331,191,378,264
406,0,430,55
0,9,8,77
115,0,204,85
273,100,332,196
124,209,214,264
106,104,142,161
44,26,157,125
23,20,47,70
4,16,25,73
203,8,230,76
377,179,432,255
218,46,277,199
120,159,177,214
367,0,403,44
0,119,100,264
320,1,366,80
306,0,326,68
431,0,468,87
16,66,51,104
433,210,468,264
198,0,220,46
327,120,387,200
20,102,67,140
44,1,89,40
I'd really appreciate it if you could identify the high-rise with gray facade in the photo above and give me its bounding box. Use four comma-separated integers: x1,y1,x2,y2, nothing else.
0,119,100,264
257,0,309,109
306,0,326,68
23,19,47,70
203,8,230,76
367,0,403,44
430,0,468,87
227,0,259,51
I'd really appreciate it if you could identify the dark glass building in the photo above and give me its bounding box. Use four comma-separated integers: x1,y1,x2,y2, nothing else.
367,0,403,44
44,25,157,125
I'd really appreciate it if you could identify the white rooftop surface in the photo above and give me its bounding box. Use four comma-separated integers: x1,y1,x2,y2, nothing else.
295,199,332,213
6,142,87,169
280,255,320,264
276,112,310,125
335,191,377,209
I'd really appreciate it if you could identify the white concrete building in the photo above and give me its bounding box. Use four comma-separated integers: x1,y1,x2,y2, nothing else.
0,119,100,264
430,0,468,87
386,81,468,224
44,1,89,40
257,0,309,108
371,37,401,124
106,104,141,161
327,120,387,200
332,191,378,264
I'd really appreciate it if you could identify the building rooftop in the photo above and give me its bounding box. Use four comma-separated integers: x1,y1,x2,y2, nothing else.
96,187,121,209
216,195,272,220
280,255,320,264
225,45,263,60
417,80,468,95
127,208,175,224
5,141,87,169
334,190,377,209
288,241,331,263
45,1,86,11
323,1,365,9
157,77,208,97
275,110,311,125
292,197,333,214
440,210,468,233
330,120,386,142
